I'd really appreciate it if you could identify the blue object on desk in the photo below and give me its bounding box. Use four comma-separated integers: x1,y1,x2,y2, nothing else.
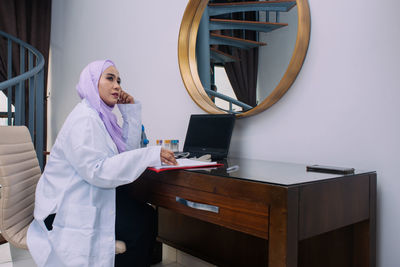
141,125,149,148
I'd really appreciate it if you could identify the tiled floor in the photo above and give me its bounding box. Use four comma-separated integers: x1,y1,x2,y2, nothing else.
0,243,213,267
0,243,36,267
0,243,11,267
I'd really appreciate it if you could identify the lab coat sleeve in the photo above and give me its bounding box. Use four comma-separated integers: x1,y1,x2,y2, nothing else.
118,102,142,151
63,115,161,188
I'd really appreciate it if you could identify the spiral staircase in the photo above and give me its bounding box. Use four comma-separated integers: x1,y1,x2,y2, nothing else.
0,30,45,169
197,0,297,112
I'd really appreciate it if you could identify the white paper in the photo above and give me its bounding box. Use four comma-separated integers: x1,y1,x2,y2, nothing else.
152,158,219,170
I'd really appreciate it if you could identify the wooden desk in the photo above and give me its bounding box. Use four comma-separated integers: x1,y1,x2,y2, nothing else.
125,158,376,267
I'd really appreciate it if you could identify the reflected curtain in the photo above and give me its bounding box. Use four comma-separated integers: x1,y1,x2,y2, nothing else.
221,0,258,108
224,40,258,107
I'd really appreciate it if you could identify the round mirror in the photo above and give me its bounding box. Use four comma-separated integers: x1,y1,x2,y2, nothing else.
178,0,310,117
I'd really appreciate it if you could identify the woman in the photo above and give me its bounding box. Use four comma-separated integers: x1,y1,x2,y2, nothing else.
27,60,177,267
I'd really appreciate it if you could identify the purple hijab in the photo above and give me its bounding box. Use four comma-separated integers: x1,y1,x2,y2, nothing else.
76,60,126,153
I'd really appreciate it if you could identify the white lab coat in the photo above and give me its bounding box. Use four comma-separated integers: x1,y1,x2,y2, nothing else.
27,99,161,267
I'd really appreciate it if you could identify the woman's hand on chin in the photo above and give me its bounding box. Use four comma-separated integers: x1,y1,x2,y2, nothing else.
118,90,134,104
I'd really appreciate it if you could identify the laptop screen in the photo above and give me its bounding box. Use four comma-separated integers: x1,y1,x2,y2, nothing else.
183,114,235,160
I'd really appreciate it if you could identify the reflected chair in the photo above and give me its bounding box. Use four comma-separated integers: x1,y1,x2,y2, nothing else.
0,126,126,254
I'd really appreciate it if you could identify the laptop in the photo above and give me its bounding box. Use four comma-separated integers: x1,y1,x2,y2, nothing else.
181,114,236,161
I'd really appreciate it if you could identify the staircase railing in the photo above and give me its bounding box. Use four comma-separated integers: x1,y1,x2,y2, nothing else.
204,88,253,113
0,30,45,170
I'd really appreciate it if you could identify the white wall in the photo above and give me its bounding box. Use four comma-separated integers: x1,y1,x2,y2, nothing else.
48,0,200,145
49,0,400,266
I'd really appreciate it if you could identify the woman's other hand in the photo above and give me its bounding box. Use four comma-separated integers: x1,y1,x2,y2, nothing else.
118,90,134,104
160,148,178,166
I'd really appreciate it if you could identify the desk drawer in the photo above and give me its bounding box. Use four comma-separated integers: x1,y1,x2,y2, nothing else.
143,173,270,239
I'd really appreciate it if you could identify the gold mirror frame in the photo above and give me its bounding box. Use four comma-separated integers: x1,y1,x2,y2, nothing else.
178,0,311,118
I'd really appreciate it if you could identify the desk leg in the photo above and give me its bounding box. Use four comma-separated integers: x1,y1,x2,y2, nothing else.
370,174,377,267
352,220,370,267
353,173,376,267
268,188,299,267
151,240,163,264
352,174,376,267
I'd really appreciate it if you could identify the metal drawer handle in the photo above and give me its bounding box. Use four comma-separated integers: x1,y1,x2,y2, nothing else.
175,196,219,213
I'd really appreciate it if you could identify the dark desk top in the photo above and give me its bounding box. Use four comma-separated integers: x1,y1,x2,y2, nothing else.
184,157,375,186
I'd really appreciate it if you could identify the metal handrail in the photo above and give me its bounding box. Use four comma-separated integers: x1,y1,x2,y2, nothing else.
0,30,45,170
204,88,253,112
0,33,44,90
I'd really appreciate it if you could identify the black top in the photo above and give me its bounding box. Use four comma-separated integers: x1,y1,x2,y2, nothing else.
185,157,374,186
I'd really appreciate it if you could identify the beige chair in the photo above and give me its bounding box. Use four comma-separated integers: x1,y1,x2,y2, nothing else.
0,126,126,254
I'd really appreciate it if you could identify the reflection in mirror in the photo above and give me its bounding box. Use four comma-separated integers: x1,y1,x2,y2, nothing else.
178,0,310,117
196,0,298,114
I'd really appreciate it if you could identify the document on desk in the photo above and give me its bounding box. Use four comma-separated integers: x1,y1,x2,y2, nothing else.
148,158,223,173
